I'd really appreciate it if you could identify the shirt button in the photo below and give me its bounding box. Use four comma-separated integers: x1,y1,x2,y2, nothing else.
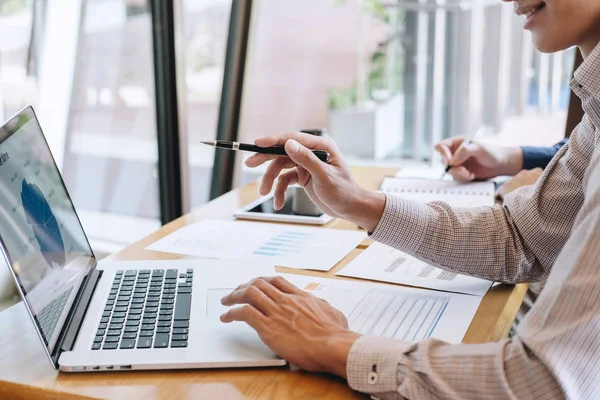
368,371,378,385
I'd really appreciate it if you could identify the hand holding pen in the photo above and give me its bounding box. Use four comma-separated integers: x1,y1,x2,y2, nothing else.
202,140,330,162
435,129,525,182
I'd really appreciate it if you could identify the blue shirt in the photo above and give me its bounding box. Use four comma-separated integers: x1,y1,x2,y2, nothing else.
521,138,569,170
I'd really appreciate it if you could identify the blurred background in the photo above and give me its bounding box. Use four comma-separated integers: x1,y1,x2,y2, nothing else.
0,0,574,307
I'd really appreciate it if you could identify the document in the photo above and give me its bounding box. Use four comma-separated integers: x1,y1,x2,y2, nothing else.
380,176,495,207
146,220,366,271
282,274,482,343
337,242,493,296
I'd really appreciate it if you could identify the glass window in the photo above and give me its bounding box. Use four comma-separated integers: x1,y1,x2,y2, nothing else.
0,0,38,120
237,0,575,179
61,0,161,256
181,0,232,208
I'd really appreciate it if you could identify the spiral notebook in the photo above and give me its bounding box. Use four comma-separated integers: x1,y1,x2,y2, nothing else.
379,176,495,207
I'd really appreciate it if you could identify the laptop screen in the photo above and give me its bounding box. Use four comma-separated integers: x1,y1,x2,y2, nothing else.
0,107,95,355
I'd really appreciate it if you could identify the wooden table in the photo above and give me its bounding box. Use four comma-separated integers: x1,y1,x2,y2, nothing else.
0,166,527,400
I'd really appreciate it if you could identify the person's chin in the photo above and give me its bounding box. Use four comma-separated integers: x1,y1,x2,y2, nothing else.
532,32,574,54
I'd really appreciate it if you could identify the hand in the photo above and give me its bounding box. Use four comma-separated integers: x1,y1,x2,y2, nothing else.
245,131,386,232
220,276,361,378
435,137,524,181
497,168,543,199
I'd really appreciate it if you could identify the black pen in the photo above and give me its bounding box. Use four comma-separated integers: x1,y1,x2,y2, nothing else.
201,140,331,162
441,127,482,177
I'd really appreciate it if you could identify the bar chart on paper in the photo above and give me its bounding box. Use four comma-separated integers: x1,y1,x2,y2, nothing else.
348,289,448,341
251,231,312,257
146,220,367,271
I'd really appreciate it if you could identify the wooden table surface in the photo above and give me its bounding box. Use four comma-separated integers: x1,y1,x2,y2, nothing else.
0,166,527,400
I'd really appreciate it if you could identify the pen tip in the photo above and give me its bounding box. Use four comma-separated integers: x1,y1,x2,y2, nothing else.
201,140,214,146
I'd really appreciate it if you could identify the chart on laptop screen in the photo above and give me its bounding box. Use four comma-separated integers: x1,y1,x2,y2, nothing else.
0,111,96,349
21,178,65,268
0,121,91,286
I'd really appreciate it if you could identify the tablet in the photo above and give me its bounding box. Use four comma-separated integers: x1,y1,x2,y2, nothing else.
234,194,333,225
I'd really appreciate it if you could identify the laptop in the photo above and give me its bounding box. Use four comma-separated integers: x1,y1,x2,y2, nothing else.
0,106,286,371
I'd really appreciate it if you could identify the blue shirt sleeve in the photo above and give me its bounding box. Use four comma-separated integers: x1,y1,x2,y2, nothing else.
521,138,569,170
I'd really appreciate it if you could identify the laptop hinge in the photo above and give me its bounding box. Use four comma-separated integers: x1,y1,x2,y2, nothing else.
52,268,102,364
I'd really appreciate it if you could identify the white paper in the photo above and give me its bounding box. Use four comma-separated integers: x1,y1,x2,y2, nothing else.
380,176,495,207
146,220,367,271
395,165,452,180
282,274,482,344
337,242,493,296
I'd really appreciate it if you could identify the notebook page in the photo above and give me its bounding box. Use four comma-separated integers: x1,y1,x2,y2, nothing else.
379,177,495,207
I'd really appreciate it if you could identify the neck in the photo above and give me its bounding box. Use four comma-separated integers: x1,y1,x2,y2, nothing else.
579,36,600,59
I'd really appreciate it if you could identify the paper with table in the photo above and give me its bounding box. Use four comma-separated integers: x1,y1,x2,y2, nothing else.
380,176,496,207
146,220,366,271
336,242,493,296
282,273,482,343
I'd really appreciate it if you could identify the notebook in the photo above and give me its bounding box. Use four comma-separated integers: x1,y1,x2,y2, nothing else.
379,176,496,207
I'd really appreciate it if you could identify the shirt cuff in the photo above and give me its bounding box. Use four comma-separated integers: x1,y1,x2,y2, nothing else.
369,194,429,255
347,335,413,396
520,146,554,170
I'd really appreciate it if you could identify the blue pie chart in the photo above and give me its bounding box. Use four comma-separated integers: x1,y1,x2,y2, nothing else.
21,179,65,267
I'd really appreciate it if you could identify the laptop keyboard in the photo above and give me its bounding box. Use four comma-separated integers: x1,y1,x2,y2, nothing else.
92,269,192,351
37,287,73,345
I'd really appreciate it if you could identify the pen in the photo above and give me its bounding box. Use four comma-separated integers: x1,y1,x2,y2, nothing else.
201,140,331,162
442,127,483,177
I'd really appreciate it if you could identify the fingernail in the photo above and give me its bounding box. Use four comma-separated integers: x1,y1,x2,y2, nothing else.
259,181,265,194
221,296,227,304
287,140,300,154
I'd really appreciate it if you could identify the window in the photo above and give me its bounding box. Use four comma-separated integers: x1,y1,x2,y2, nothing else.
236,0,574,184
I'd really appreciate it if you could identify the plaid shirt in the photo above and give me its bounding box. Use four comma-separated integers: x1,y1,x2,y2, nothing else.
347,42,600,400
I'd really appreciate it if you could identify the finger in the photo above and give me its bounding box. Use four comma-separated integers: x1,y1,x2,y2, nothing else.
245,153,280,168
255,131,334,151
221,285,277,316
263,276,304,295
436,137,465,152
284,140,330,183
220,304,266,330
434,143,454,165
226,277,288,301
449,142,480,167
302,182,337,217
260,157,296,196
448,165,475,182
273,169,298,210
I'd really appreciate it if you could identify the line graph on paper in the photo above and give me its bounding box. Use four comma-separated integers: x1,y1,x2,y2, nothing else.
347,289,449,342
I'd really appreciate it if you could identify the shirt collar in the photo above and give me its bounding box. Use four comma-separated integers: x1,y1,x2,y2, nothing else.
572,41,600,100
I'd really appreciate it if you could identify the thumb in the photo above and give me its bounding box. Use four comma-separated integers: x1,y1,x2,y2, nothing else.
285,140,329,182
449,143,479,167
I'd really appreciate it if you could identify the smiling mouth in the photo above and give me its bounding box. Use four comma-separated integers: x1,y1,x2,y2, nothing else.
523,2,546,19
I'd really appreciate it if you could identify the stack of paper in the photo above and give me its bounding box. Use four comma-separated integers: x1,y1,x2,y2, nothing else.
146,220,366,272
379,176,495,207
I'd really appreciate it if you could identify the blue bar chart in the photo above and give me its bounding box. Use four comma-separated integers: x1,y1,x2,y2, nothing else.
252,231,313,257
